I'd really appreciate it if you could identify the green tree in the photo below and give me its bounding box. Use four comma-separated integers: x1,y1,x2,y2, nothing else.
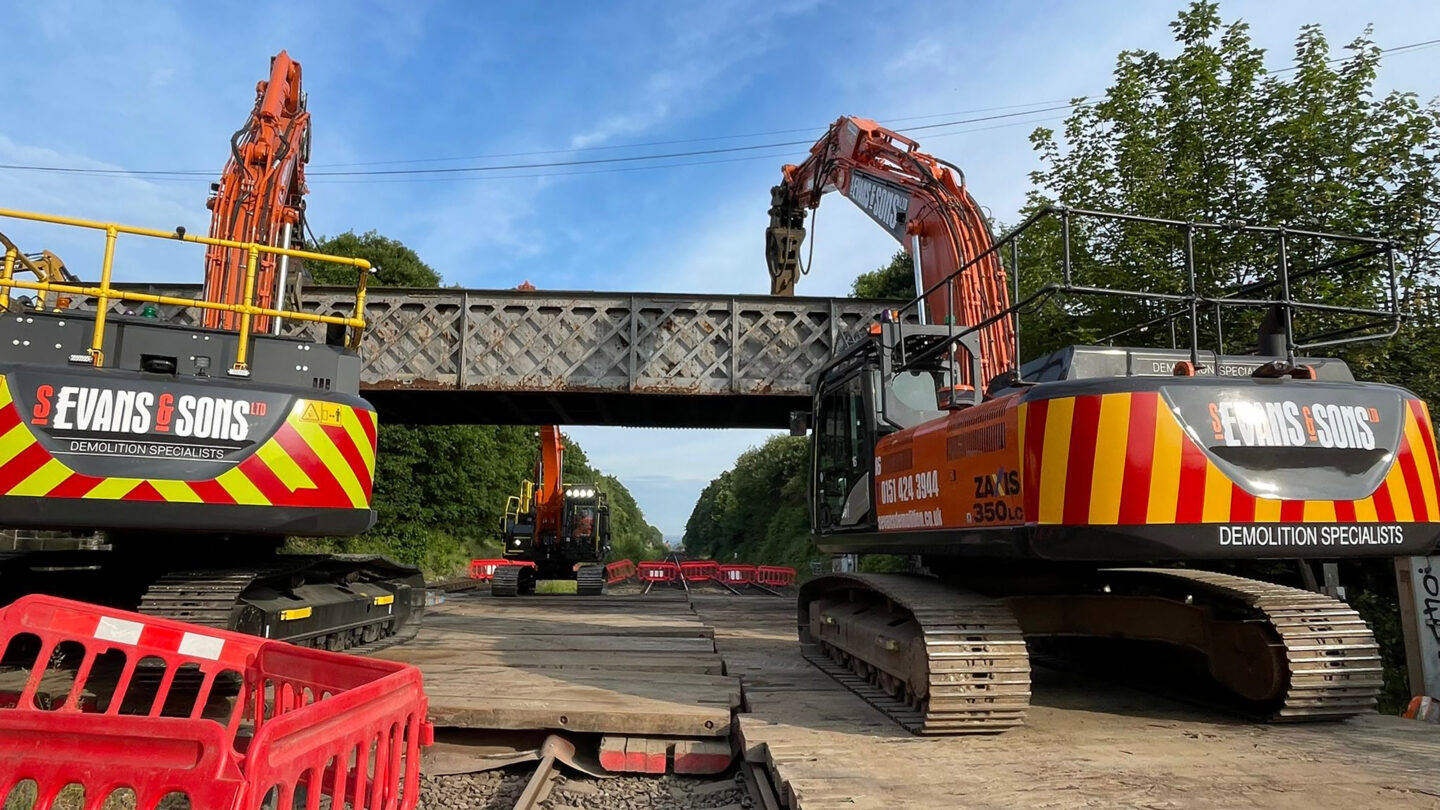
308,230,442,287
850,251,915,299
683,436,816,569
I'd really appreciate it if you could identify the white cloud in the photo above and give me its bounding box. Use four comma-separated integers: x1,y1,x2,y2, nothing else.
568,0,818,149
0,135,203,283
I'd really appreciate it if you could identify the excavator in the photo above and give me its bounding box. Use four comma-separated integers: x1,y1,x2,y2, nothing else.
0,50,424,650
495,426,612,596
770,115,1440,733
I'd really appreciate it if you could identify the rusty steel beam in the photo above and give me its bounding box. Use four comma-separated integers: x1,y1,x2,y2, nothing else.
75,285,895,428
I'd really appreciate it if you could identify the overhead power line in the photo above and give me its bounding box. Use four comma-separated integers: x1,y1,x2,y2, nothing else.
305,99,1077,168
0,36,1433,184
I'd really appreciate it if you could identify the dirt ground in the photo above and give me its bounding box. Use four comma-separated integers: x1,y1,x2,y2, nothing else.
696,595,1440,810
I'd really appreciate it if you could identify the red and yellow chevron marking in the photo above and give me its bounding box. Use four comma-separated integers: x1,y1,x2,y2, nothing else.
1020,392,1440,525
0,376,375,509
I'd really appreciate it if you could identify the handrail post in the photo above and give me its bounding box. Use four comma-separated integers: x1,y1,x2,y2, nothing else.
1184,223,1198,368
231,245,260,375
1276,229,1295,364
1060,208,1072,287
947,276,958,403
351,266,369,348
1,248,15,313
1010,237,1021,383
89,225,118,367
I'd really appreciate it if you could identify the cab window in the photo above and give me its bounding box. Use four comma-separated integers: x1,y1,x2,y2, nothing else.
814,372,870,530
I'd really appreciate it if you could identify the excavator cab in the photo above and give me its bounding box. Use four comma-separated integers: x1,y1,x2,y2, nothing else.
810,321,976,535
562,486,611,558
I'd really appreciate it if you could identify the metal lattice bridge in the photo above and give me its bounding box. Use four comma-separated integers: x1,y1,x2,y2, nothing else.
90,286,891,427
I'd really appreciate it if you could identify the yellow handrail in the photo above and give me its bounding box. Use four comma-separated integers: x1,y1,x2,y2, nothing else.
0,207,372,371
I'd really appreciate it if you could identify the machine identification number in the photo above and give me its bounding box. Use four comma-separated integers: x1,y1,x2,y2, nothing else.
879,469,939,506
969,500,1021,524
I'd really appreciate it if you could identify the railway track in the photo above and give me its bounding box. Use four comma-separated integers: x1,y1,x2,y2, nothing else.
510,735,571,810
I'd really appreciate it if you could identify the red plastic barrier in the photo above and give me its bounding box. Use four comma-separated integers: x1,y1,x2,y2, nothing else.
756,565,798,587
718,564,756,585
469,558,507,581
605,559,637,585
470,559,537,581
637,561,679,583
0,595,432,810
680,561,719,582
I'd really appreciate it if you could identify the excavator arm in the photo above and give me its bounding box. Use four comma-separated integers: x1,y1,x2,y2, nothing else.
766,116,1015,383
203,50,311,333
534,425,566,536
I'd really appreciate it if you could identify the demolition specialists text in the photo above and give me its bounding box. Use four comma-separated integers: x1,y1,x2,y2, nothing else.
1218,524,1405,548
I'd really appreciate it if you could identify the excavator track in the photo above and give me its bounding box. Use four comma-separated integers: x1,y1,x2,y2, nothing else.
798,573,1031,735
139,571,256,629
492,564,535,598
576,564,606,596
1109,568,1383,721
138,556,425,653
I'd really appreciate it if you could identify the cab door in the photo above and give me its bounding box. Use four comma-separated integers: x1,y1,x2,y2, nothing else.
812,368,877,534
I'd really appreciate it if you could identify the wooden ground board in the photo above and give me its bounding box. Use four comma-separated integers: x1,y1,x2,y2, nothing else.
379,592,737,737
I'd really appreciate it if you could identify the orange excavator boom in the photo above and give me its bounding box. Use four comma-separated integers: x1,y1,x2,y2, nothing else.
766,116,1015,384
203,50,311,333
534,425,565,535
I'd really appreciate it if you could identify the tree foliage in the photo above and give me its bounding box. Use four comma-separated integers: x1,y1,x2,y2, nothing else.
293,232,663,576
1018,2,1440,371
850,251,914,299
307,230,442,287
683,436,814,569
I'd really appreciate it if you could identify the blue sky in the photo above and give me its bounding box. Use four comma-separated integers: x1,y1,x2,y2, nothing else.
2,1,1437,538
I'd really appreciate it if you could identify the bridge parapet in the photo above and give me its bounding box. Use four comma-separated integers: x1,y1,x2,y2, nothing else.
77,286,893,427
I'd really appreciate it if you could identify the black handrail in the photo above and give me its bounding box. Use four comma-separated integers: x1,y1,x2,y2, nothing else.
888,206,1401,385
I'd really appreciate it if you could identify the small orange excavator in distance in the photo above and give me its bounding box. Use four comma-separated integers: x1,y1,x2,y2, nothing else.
496,426,611,596
770,116,1440,734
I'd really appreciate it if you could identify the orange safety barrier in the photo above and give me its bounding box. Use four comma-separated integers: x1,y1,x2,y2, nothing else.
756,566,798,587
0,594,431,809
637,561,679,583
605,559,637,585
679,561,719,582
717,564,756,585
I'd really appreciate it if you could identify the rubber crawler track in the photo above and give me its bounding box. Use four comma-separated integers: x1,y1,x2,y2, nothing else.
799,573,1031,735
139,569,420,653
576,564,606,596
